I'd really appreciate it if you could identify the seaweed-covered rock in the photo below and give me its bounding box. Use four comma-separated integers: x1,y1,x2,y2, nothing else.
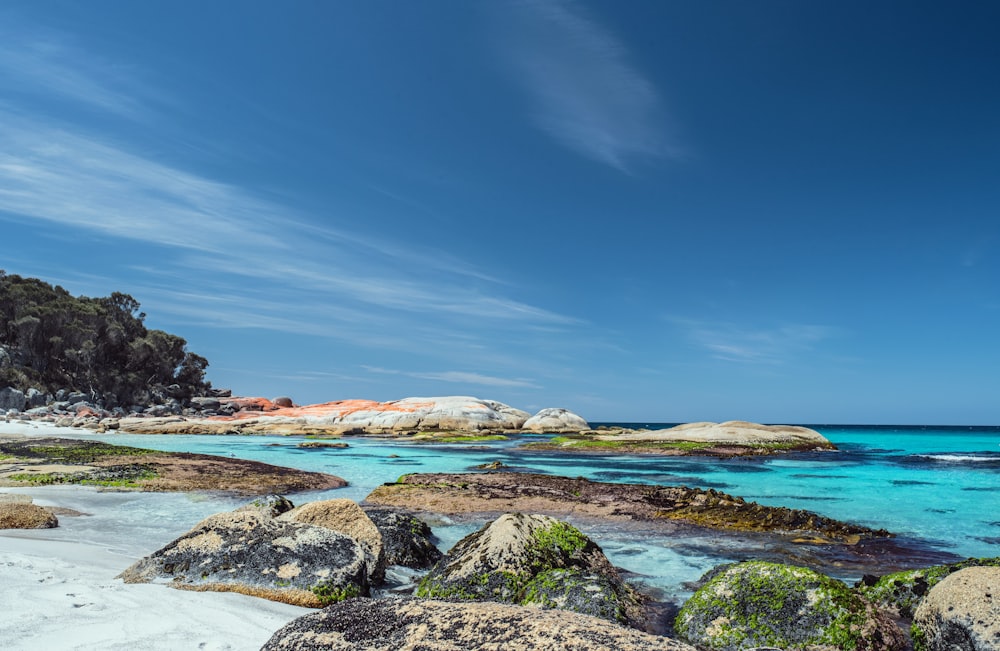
362,508,442,569
278,499,385,584
118,510,369,607
261,597,697,651
675,561,905,651
911,566,1000,651
0,498,58,529
236,494,295,518
416,513,643,626
857,556,1000,619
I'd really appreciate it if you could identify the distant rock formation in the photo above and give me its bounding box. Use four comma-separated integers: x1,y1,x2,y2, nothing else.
262,598,698,651
117,396,533,435
527,420,835,455
522,407,589,432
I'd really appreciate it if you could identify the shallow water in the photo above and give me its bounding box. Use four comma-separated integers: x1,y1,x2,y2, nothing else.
48,425,1000,602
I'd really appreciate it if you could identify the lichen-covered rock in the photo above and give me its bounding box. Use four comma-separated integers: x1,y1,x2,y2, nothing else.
278,499,385,584
675,561,905,651
362,508,442,569
911,566,1000,651
236,494,296,518
261,597,697,651
857,556,1000,619
522,408,589,432
0,498,58,529
416,513,643,626
118,396,532,435
118,510,369,607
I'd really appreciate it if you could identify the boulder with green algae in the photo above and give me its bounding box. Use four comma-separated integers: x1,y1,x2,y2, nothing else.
675,561,905,651
856,556,1000,619
416,513,644,627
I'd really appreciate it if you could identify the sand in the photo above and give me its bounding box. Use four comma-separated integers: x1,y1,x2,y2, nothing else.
0,420,310,650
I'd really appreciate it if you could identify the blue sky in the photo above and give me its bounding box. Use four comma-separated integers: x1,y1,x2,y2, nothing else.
1,1,998,424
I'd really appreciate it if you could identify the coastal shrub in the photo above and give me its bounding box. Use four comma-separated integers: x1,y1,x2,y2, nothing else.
0,270,211,407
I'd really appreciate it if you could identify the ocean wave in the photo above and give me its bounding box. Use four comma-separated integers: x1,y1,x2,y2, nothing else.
917,453,1000,464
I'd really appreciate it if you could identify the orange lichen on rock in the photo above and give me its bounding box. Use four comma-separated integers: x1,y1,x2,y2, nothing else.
209,398,437,422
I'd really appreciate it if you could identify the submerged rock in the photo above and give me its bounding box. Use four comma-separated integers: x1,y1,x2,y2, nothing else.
362,508,442,569
367,472,891,544
417,513,643,627
911,566,1000,651
675,561,905,651
118,510,369,607
261,597,697,651
522,408,589,432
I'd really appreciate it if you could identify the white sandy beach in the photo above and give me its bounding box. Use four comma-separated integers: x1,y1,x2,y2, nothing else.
0,420,310,651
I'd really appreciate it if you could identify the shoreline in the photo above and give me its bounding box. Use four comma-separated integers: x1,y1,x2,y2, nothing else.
0,422,325,650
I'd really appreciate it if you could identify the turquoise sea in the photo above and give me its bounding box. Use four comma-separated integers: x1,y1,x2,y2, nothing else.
76,425,1000,603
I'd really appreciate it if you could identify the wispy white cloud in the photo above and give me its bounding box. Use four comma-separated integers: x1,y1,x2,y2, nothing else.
670,318,839,365
0,15,597,384
496,0,676,170
363,366,541,389
0,22,163,120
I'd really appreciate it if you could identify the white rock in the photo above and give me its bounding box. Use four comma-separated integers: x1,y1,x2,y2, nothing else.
522,408,589,432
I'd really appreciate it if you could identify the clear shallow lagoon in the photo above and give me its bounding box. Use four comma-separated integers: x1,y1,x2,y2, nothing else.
61,425,1000,603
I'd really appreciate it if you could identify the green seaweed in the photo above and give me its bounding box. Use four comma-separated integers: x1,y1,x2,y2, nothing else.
310,583,361,605
676,561,868,651
0,441,156,464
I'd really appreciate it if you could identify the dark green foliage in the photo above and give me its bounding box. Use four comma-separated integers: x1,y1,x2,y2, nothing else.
0,270,210,406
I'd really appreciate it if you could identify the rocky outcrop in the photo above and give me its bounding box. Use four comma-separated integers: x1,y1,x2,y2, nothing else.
676,561,905,651
522,408,589,432
528,420,835,455
0,437,346,494
118,510,370,607
262,597,697,651
116,396,533,435
416,513,644,626
0,387,26,412
366,472,891,544
278,499,385,583
857,557,1000,619
362,508,442,569
911,566,1000,651
0,494,58,529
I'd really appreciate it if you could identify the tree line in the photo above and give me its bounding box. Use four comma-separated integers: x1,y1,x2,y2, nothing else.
0,270,210,407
